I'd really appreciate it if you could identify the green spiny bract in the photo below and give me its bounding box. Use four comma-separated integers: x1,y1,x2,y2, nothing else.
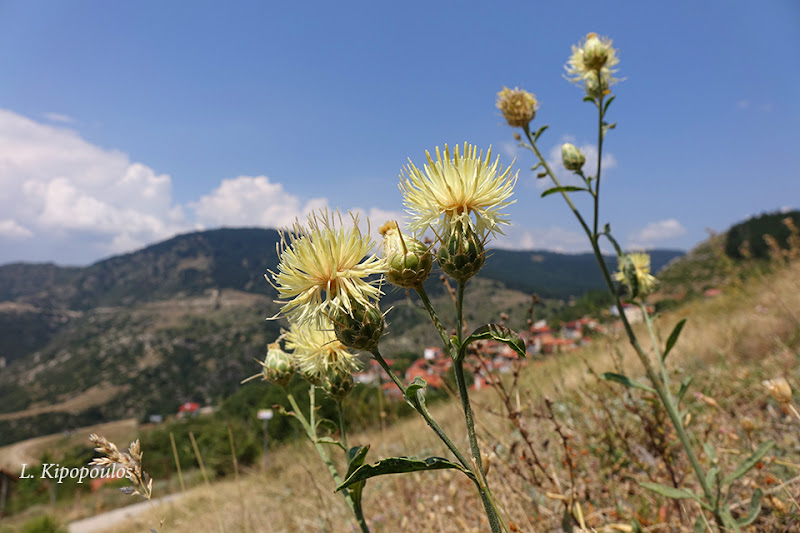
331,300,385,352
437,222,486,283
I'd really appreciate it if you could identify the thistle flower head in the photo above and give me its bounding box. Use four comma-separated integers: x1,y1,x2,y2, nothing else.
269,209,386,328
285,317,360,382
399,143,517,240
565,32,620,95
561,143,586,172
614,252,658,298
259,342,295,387
496,86,538,128
379,220,433,288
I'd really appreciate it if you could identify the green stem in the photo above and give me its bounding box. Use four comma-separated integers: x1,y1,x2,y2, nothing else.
526,121,721,523
415,285,454,355
287,391,370,533
593,95,604,238
337,400,349,451
370,348,472,472
454,281,505,533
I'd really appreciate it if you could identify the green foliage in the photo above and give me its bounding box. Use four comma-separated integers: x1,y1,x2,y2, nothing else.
551,289,613,323
20,515,66,533
725,210,800,259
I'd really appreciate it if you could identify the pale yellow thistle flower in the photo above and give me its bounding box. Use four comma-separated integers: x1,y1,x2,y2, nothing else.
614,252,658,298
565,32,620,94
284,317,359,382
399,143,517,239
268,209,386,328
496,87,538,128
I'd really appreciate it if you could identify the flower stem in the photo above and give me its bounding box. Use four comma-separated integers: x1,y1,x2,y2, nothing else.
337,400,349,451
454,280,506,533
415,285,454,353
525,115,722,524
286,390,370,533
370,348,472,472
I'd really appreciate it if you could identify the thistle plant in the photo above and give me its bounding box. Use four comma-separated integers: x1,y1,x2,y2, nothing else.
497,32,775,530
253,146,524,532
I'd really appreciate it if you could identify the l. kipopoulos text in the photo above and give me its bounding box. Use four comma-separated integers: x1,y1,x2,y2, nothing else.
19,463,130,484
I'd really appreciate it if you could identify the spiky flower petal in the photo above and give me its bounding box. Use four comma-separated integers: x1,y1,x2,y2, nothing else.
496,87,538,128
284,317,360,382
565,32,620,96
400,143,517,240
614,252,658,298
268,209,386,328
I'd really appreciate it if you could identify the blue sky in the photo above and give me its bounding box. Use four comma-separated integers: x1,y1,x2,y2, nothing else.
0,1,798,265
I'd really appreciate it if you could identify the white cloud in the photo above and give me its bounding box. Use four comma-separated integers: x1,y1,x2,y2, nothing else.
0,219,33,239
43,112,74,124
0,109,399,264
0,109,190,262
628,218,686,249
736,99,750,110
191,176,326,230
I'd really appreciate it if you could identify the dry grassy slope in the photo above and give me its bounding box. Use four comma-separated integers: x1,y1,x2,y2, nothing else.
99,261,800,532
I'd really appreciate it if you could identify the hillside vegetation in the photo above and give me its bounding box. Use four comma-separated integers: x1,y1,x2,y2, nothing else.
0,228,681,446
68,233,800,532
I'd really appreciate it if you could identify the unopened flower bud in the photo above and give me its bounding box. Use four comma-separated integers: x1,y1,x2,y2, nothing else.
324,368,354,400
582,33,611,71
260,342,294,387
764,377,793,404
379,221,433,288
496,86,538,128
437,222,486,283
332,300,385,352
561,143,586,172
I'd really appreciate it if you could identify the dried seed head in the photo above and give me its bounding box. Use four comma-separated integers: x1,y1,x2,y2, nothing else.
764,377,793,404
496,86,538,128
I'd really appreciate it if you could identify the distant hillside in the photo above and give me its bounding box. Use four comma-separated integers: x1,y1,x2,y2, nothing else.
0,227,684,446
481,248,682,298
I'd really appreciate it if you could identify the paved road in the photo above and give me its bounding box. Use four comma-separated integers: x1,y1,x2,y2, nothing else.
67,493,182,533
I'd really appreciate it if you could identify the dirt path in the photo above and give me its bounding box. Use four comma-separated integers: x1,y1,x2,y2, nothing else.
67,494,183,533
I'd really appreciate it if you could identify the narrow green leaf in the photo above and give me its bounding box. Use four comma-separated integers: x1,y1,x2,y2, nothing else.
663,318,687,361
722,440,774,485
343,445,370,507
315,418,338,436
316,437,346,452
720,506,742,532
404,376,428,409
639,482,700,501
536,171,548,179
703,442,718,464
737,488,763,527
541,186,588,198
533,124,549,141
345,445,371,479
601,372,657,394
458,323,526,363
336,456,472,492
705,466,720,501
530,161,542,171
602,231,624,256
582,95,595,104
603,95,616,114
677,376,693,405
